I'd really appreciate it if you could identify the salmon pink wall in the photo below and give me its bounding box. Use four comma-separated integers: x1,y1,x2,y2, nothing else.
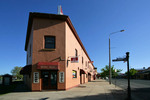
65,22,94,89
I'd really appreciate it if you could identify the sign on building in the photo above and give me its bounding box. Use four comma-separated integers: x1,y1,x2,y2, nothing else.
33,72,39,83
71,57,79,63
59,72,64,83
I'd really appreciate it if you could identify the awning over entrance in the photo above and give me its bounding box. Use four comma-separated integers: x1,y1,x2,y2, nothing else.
37,62,59,70
80,69,86,74
88,72,91,75
20,65,32,75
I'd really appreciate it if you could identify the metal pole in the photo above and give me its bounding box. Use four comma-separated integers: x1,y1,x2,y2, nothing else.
115,69,116,88
108,30,124,85
109,37,111,84
115,75,116,88
126,52,131,100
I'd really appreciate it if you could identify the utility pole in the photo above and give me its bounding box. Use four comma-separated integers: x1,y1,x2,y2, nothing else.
108,29,125,84
109,37,111,84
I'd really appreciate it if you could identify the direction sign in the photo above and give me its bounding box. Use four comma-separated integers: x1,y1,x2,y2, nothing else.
112,57,127,62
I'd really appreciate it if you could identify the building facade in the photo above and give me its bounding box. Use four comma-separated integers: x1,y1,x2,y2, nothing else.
135,67,150,80
21,12,96,91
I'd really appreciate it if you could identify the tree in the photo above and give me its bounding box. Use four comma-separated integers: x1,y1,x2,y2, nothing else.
11,66,23,80
100,65,122,78
125,68,137,78
0,75,2,78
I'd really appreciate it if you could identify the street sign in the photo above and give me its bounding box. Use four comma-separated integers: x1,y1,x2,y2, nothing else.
112,52,131,100
112,57,127,62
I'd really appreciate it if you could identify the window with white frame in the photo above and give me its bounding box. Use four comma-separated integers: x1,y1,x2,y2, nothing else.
33,72,39,83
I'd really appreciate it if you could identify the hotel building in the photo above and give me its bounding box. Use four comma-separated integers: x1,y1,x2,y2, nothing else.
21,12,96,91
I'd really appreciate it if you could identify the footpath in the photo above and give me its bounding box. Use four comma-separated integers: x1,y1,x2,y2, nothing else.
0,79,127,100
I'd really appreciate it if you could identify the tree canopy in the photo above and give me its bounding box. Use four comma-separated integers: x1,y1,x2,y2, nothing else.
11,66,23,79
100,65,122,78
125,68,137,76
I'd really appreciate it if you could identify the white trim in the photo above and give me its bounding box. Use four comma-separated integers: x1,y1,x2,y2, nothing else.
33,72,39,83
59,72,64,83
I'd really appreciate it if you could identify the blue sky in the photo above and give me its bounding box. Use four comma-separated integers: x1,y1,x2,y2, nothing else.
0,0,150,74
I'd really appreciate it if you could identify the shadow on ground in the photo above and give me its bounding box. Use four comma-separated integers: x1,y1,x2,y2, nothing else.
0,81,30,95
28,97,49,100
131,88,150,100
60,90,127,100
59,88,150,100
89,80,107,82
110,79,150,100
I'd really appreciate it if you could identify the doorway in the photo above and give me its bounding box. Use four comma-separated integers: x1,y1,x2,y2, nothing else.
80,69,86,84
41,71,57,90
88,73,91,82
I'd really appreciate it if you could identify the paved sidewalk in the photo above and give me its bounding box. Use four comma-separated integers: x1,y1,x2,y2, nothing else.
0,79,127,100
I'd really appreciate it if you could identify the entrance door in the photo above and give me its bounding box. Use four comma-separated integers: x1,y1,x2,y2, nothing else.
42,71,50,90
88,74,91,82
42,71,57,90
80,74,82,84
50,71,57,89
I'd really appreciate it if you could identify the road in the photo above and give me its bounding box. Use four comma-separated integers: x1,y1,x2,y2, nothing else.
111,79,150,100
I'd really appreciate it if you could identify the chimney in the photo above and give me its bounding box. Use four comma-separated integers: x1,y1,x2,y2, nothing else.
57,5,63,15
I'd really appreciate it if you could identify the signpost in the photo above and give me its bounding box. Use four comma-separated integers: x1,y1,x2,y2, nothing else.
112,52,131,100
115,69,117,88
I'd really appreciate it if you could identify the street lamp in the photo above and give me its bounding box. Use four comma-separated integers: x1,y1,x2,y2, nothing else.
109,29,125,84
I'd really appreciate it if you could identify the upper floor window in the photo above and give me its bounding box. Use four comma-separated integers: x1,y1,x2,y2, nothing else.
29,44,31,57
75,49,78,57
86,61,87,67
45,36,55,49
82,57,84,64
27,54,28,64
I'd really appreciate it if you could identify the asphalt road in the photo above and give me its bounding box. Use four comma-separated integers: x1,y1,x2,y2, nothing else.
111,79,150,100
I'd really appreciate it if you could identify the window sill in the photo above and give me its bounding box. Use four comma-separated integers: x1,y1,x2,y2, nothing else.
42,49,56,51
72,78,77,79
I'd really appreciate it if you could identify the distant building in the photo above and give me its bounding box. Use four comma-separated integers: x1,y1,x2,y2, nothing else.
0,75,2,84
93,67,97,79
20,12,96,91
135,67,150,80
2,74,12,85
12,76,17,81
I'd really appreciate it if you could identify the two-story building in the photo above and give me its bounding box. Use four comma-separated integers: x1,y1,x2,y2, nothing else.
20,12,96,91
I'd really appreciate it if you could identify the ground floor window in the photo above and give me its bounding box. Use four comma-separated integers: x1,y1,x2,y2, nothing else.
33,72,39,83
72,70,77,78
